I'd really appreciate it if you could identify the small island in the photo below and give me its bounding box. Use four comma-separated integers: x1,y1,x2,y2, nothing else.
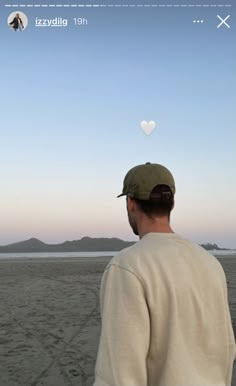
200,243,230,251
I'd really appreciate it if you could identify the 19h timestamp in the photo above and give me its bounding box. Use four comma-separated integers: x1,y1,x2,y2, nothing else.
73,17,88,26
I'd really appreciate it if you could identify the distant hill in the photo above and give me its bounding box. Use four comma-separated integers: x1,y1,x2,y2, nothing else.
0,237,135,253
0,238,231,254
200,243,230,251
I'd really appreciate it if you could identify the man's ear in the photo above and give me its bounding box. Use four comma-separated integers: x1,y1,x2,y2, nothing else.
127,196,136,212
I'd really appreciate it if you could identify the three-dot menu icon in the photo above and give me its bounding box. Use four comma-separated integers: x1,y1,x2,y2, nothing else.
193,19,204,24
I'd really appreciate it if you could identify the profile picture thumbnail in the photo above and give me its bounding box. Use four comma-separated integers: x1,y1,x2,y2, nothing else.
8,12,28,31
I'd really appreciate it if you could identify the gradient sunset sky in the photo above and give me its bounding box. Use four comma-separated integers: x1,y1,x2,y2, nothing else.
0,0,235,248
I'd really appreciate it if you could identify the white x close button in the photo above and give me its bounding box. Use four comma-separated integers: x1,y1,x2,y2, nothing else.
217,15,230,29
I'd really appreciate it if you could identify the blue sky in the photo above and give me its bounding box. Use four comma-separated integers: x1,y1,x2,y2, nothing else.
0,1,235,248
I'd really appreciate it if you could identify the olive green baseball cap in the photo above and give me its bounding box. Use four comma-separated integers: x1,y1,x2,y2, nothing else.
117,162,175,200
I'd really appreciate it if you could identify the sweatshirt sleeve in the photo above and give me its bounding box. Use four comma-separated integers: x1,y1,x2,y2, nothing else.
94,263,150,386
225,295,236,385
219,264,236,386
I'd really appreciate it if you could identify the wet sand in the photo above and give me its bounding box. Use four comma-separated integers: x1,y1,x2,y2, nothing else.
0,255,235,386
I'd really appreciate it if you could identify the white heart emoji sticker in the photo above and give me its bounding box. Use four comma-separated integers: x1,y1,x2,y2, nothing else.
140,120,156,135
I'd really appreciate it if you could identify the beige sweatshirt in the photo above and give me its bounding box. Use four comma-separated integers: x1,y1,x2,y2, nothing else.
94,233,236,386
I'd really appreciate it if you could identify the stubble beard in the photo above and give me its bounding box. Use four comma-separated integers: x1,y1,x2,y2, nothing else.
127,210,139,236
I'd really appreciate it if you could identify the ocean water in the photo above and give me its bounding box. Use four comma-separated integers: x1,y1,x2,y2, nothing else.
0,250,235,260
209,249,236,256
0,251,119,260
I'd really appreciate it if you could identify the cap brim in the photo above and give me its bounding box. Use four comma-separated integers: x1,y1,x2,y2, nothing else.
117,193,125,198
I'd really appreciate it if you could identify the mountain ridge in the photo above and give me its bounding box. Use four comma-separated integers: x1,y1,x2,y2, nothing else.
0,238,232,253
0,237,135,253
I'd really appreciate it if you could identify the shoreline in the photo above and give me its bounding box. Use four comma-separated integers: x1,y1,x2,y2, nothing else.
0,255,113,264
0,254,235,263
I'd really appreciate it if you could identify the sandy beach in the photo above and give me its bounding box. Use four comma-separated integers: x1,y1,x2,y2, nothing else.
0,255,235,386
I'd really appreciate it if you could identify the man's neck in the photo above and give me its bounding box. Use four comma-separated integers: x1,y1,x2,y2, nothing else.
138,217,174,239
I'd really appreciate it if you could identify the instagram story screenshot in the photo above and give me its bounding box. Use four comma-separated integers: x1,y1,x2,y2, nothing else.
0,1,235,386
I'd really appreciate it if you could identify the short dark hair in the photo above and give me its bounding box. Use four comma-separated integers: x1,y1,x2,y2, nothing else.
134,184,174,219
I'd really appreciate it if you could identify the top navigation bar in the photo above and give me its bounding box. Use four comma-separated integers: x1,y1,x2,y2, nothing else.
3,4,232,8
